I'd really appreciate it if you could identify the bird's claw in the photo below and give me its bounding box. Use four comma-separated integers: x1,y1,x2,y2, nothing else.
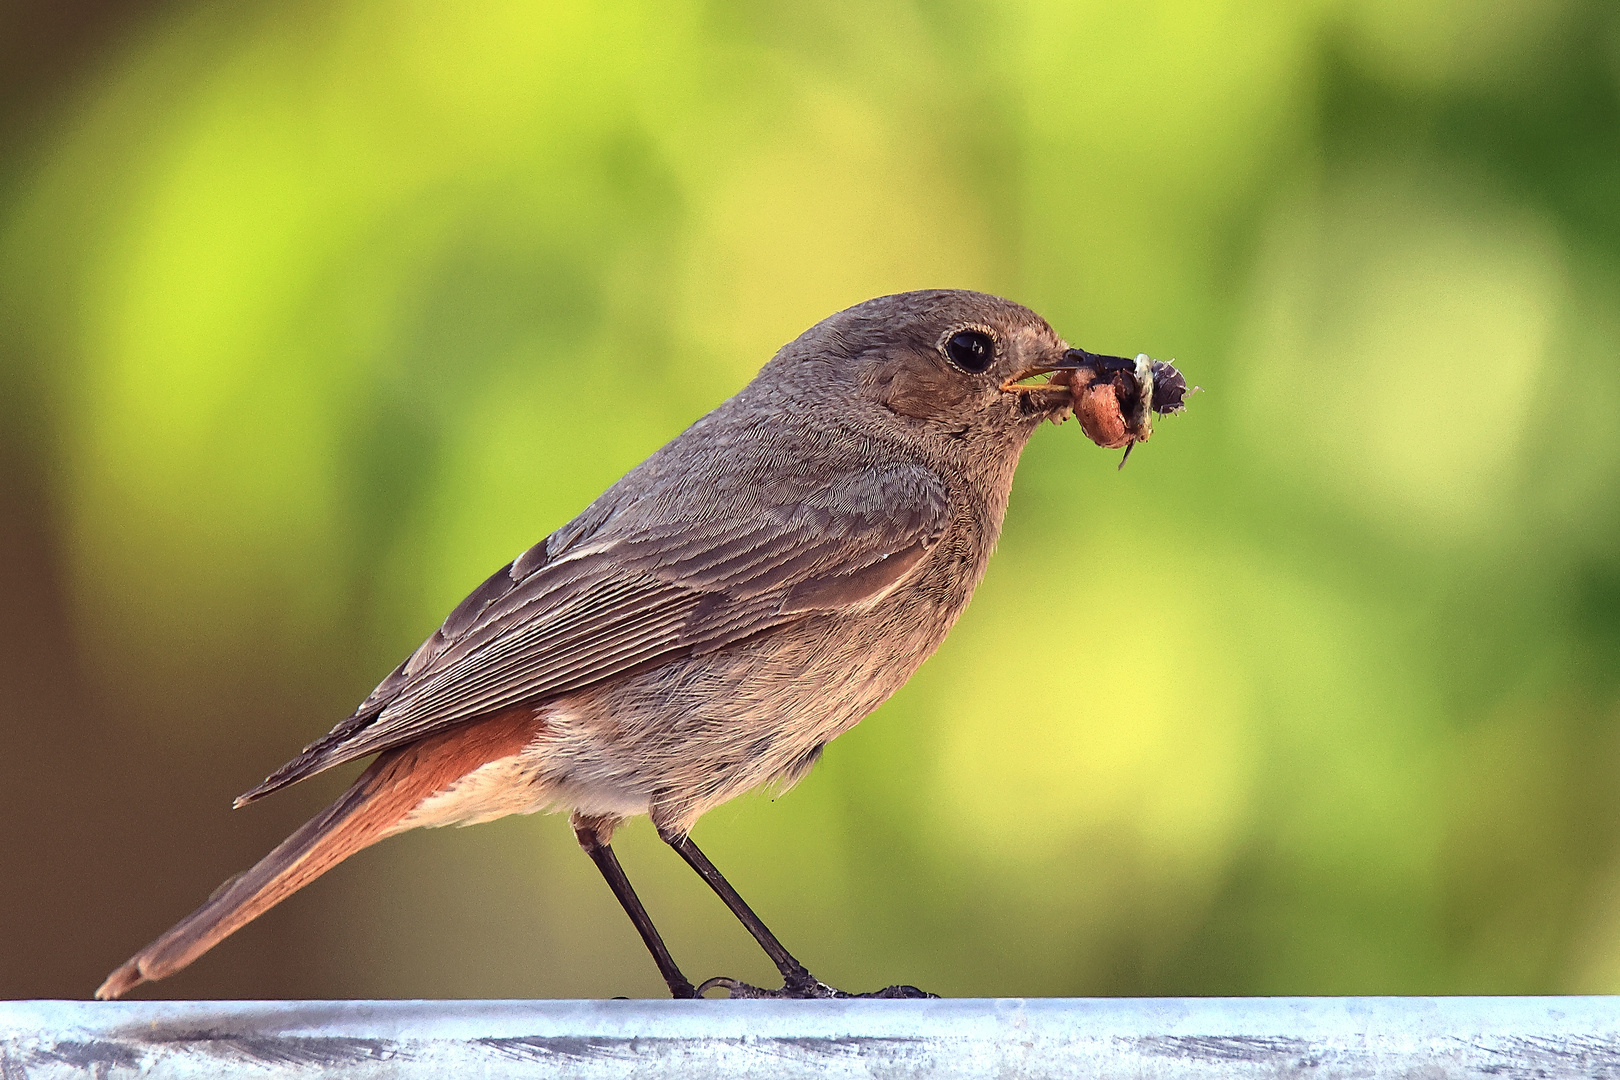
848,983,937,999
695,975,937,1000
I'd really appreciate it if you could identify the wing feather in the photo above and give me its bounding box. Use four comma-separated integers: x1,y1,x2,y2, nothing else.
236,462,948,804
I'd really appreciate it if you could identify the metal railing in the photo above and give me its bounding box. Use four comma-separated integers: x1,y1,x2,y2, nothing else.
4,996,1617,1078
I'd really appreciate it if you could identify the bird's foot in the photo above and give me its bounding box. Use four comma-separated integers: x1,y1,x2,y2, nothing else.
696,975,937,1000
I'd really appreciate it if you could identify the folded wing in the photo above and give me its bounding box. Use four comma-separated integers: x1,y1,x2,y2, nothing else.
237,463,949,803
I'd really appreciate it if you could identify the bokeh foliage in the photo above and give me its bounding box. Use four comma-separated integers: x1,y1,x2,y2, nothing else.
3,0,1619,999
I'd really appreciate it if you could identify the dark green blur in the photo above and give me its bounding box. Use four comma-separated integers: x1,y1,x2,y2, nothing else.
3,0,1620,1000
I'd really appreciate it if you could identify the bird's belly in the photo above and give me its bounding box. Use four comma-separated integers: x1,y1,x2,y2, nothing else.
550,599,960,832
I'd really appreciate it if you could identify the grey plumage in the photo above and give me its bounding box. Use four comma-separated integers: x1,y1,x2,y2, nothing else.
100,288,1097,1000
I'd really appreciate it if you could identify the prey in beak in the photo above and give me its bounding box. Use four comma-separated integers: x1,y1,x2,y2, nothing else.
1002,348,1196,467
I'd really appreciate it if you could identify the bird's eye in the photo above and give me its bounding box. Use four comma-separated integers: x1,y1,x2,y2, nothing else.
943,330,995,374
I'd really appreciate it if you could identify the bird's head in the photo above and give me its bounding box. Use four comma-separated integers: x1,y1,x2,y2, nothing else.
761,289,1188,466
829,290,1081,442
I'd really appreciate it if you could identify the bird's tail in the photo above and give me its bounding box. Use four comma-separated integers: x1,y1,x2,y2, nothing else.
96,707,544,1000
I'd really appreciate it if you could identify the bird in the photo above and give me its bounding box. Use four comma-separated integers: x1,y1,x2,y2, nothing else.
97,288,1149,1001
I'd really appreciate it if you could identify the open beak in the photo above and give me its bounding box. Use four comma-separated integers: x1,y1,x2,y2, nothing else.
1005,346,1195,467
999,348,1141,393
1004,349,1195,418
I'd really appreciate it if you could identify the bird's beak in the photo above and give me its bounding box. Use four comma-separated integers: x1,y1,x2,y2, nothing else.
998,348,1137,393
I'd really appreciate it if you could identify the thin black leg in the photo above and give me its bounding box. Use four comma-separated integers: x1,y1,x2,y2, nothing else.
575,824,697,999
659,829,813,988
658,827,936,1000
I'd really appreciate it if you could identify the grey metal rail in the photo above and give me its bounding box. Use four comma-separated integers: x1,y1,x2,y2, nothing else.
3,996,1616,1078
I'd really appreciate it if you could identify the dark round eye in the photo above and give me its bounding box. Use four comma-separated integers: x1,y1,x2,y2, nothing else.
944,330,995,373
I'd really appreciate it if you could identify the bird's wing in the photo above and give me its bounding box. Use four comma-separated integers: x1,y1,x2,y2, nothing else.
237,463,949,803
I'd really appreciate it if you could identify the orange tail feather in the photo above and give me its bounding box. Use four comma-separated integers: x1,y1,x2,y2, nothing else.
96,707,543,999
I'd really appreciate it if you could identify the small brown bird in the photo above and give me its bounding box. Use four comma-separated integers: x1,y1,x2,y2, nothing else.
97,289,1168,1001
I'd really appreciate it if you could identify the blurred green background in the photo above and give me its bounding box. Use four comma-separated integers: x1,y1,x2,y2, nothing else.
3,0,1619,1001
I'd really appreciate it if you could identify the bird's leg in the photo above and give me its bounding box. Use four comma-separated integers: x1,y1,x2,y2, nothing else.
660,828,813,993
658,827,935,1000
572,814,697,999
